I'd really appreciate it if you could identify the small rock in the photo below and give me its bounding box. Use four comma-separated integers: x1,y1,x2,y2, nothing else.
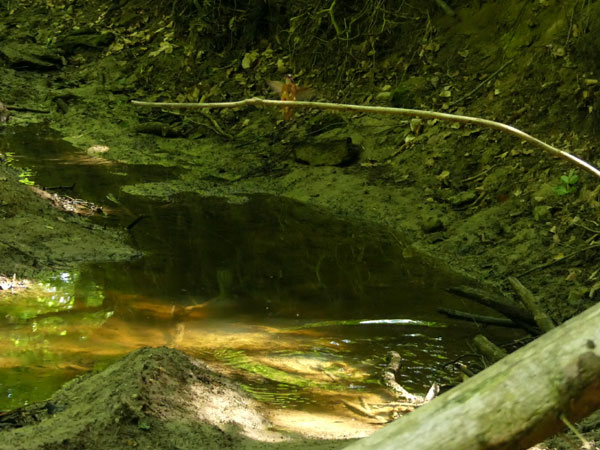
533,205,552,221
448,190,477,207
0,41,63,70
294,137,361,167
422,216,445,233
135,122,182,138
54,31,115,54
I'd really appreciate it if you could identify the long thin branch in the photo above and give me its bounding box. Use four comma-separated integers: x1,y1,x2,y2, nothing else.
131,98,600,179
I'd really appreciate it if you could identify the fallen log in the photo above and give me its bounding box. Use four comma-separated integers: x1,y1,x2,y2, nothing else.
344,301,600,450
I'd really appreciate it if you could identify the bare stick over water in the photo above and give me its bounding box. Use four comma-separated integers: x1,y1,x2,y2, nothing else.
131,98,600,179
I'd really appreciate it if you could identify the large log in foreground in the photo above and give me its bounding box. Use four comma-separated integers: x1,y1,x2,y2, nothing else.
345,301,600,450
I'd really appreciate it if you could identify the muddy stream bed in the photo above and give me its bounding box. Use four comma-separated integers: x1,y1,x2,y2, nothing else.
0,126,523,432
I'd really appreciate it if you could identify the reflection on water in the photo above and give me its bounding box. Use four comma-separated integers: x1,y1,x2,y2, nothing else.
0,126,522,423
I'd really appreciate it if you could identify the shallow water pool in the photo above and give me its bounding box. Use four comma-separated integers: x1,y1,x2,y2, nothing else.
0,126,521,427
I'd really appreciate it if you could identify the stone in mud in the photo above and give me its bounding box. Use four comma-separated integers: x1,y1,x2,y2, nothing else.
294,137,361,167
390,77,430,108
421,215,445,233
447,190,477,207
0,42,63,70
135,121,184,138
54,31,116,55
533,205,552,221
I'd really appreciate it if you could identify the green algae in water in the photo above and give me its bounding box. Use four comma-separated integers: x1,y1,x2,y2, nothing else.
241,383,308,408
212,346,378,408
214,348,343,391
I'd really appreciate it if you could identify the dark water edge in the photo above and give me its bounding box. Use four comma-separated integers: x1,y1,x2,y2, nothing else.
0,125,522,412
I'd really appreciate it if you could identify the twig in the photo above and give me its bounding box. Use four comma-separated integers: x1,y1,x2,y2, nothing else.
508,276,555,332
6,105,50,114
126,215,146,231
560,413,593,449
447,286,535,324
341,400,387,422
516,243,600,277
380,140,414,163
450,59,514,106
573,221,600,235
382,351,423,403
564,1,577,48
131,97,600,179
199,111,233,139
318,0,343,36
462,164,496,183
438,307,519,328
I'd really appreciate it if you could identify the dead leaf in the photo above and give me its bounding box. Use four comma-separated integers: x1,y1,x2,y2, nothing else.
437,170,450,182
439,86,452,98
149,40,173,57
410,118,423,135
241,50,259,69
565,268,580,281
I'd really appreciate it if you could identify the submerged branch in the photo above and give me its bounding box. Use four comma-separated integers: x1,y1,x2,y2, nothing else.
131,97,600,179
344,301,600,450
437,307,520,328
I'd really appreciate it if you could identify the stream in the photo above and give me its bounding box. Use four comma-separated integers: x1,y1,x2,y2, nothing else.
0,125,521,422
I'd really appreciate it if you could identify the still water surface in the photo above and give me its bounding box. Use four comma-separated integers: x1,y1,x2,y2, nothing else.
0,127,518,419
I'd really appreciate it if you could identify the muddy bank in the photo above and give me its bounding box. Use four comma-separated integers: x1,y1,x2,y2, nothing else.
2,0,599,322
0,162,137,278
0,347,353,450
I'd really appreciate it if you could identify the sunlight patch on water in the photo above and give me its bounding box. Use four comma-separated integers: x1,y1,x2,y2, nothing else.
0,273,460,416
0,260,522,420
